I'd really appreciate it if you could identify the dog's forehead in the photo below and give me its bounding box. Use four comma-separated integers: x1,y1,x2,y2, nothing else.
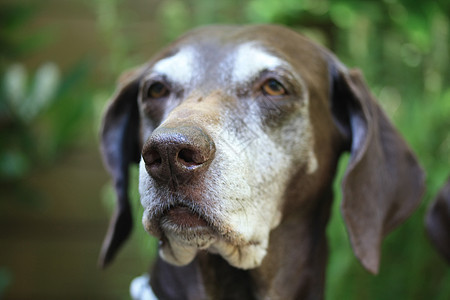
153,44,284,84
150,27,300,86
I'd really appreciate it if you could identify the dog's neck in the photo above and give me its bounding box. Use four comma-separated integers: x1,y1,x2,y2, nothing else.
249,187,332,300
150,189,333,300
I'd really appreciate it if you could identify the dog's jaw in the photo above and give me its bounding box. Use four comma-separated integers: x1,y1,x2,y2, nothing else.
139,150,283,270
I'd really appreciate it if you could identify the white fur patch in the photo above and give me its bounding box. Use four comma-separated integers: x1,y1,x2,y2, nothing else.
130,274,158,300
151,47,196,85
307,149,318,174
231,43,285,84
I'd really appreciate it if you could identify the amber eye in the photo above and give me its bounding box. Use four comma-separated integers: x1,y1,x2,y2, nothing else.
261,79,287,96
147,82,169,99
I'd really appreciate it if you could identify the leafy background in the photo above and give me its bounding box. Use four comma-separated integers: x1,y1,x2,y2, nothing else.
0,0,448,299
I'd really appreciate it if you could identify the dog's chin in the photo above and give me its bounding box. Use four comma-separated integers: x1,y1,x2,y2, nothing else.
158,207,218,266
144,206,268,270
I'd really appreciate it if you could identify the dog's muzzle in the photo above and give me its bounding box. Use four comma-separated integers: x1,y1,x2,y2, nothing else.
141,125,217,236
140,125,221,265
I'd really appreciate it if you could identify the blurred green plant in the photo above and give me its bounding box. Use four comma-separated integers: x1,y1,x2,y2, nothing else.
0,59,93,181
0,0,95,183
4,63,60,123
0,2,97,297
0,62,59,179
0,3,52,70
91,0,142,77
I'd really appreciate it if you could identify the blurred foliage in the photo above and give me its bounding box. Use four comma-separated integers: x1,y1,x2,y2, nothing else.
0,3,52,68
0,2,95,182
0,55,93,182
90,0,142,75
0,1,96,237
0,3,97,297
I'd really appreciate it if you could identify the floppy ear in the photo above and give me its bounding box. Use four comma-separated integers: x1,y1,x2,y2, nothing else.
98,69,142,268
330,65,425,273
425,178,450,263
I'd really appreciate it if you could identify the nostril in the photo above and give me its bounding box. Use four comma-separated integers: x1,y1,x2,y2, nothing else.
177,149,200,167
144,149,162,166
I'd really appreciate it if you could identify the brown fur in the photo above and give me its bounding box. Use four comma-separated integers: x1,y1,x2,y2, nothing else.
99,25,425,299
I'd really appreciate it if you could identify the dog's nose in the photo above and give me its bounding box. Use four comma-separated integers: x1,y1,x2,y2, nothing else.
142,126,216,185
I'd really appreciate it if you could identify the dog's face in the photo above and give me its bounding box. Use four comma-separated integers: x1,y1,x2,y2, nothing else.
138,26,331,269
100,25,424,274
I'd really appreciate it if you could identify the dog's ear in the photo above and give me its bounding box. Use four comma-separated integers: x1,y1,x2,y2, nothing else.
98,68,142,268
330,64,425,274
425,178,450,263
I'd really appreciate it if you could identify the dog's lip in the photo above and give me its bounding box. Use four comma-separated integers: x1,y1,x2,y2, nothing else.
145,202,248,248
162,206,209,228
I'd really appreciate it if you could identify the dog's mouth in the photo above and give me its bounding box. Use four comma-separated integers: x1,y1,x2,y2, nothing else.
165,206,208,226
142,195,269,269
149,203,218,242
160,206,210,231
149,204,220,266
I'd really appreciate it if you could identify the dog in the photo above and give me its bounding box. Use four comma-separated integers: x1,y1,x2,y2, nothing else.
426,178,450,263
99,24,425,299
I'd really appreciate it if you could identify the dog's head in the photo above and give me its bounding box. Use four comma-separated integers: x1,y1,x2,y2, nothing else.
99,25,424,274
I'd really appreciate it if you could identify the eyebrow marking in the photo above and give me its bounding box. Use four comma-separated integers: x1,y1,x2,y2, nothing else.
231,43,286,84
152,47,196,85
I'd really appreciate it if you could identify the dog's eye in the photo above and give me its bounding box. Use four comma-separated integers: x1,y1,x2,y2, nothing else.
261,79,287,96
147,82,169,99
